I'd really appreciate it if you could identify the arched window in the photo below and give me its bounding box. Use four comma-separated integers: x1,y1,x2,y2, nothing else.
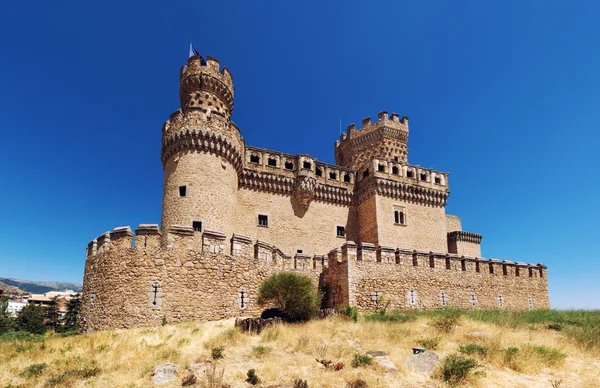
250,154,260,164
392,166,399,175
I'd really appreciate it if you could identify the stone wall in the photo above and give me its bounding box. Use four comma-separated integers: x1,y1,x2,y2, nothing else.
235,188,352,257
322,244,549,312
375,196,449,253
82,226,549,332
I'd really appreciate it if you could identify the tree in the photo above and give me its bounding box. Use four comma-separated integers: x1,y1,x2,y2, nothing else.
257,272,321,322
16,303,46,335
62,294,81,331
0,296,12,334
45,296,60,330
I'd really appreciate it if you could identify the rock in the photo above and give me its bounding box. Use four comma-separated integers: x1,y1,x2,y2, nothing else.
405,351,440,376
151,363,179,385
374,358,399,373
367,350,389,358
466,331,491,338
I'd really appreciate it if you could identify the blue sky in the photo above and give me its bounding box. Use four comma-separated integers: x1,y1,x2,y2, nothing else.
0,2,598,309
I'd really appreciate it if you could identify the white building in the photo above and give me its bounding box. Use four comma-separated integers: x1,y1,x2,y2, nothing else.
7,300,26,316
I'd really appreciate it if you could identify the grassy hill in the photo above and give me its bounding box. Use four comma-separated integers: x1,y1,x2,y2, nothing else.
1,310,599,387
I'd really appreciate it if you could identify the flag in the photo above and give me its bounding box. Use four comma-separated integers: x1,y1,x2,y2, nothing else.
189,43,199,58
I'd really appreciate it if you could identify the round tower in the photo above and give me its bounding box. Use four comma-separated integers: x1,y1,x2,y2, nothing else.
160,50,243,240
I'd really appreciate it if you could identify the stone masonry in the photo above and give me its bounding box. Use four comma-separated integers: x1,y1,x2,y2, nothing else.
80,49,549,331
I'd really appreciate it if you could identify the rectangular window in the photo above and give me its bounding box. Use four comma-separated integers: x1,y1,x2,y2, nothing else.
258,214,268,227
179,186,187,197
336,226,345,237
297,249,303,253
192,221,202,232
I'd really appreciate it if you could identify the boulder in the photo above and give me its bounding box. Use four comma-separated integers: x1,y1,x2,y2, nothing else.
405,351,440,376
374,358,399,373
151,363,179,385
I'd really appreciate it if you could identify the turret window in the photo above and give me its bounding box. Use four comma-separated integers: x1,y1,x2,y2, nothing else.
284,161,294,170
250,154,260,164
268,158,277,167
394,207,406,225
420,173,427,181
336,226,345,237
378,164,385,172
343,173,350,183
316,167,323,177
329,172,337,180
178,186,187,197
192,221,202,232
392,166,399,175
258,214,268,227
303,161,312,169
434,176,441,184
407,170,414,178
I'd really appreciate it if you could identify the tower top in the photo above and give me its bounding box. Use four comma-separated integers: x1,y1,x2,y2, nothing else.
179,48,234,117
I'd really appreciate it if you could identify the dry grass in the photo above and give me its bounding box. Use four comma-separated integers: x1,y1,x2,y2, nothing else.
0,313,599,387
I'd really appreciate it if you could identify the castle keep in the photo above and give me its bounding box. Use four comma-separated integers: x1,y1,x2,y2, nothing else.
81,51,549,331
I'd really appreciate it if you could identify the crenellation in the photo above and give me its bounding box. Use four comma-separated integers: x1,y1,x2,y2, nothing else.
81,50,550,331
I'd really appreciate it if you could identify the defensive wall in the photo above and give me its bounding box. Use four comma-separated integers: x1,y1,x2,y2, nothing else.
81,225,549,331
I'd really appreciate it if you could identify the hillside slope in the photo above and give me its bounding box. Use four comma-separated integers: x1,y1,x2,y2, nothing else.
0,278,82,294
0,312,599,387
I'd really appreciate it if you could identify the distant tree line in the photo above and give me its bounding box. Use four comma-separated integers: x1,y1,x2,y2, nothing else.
0,294,81,336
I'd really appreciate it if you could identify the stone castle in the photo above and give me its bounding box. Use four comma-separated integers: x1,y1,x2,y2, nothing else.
81,50,549,331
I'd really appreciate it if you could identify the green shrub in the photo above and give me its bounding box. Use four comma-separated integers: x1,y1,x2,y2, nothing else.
416,337,441,350
523,345,566,366
459,343,488,357
246,369,259,385
430,314,460,333
16,304,46,335
257,273,321,321
351,353,372,368
438,354,479,385
337,306,359,322
20,363,47,378
252,345,272,358
211,346,224,360
504,347,520,370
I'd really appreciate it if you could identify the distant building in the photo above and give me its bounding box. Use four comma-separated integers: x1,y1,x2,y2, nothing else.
6,300,26,316
28,290,77,318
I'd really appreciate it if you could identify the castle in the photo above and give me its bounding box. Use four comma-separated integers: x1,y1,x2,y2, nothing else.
81,50,549,331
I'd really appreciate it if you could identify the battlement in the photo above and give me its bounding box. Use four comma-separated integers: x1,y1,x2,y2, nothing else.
244,146,355,188
179,54,235,119
335,110,411,169
343,111,409,140
357,157,449,190
326,241,547,280
86,227,545,280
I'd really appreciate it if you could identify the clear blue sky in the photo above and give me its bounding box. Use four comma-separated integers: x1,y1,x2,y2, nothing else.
0,2,598,309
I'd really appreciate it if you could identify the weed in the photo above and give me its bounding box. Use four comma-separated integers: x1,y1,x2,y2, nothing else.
316,343,328,358
293,378,308,388
438,354,479,385
351,353,372,368
181,372,197,386
548,323,562,331
416,336,441,350
295,335,310,351
459,343,488,357
251,345,272,358
20,363,47,378
204,364,225,388
347,378,368,388
261,326,280,342
430,314,460,333
211,346,224,360
46,366,101,386
246,369,259,385
523,345,566,366
504,347,520,370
